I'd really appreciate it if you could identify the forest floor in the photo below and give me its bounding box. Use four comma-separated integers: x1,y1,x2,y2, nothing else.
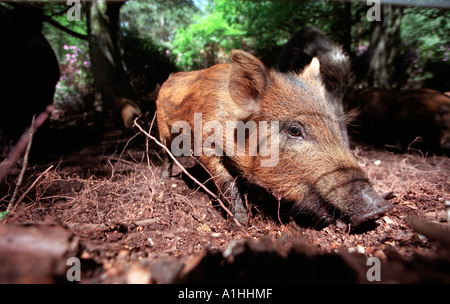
1,114,450,284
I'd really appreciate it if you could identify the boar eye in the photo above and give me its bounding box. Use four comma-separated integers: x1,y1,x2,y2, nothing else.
287,125,304,139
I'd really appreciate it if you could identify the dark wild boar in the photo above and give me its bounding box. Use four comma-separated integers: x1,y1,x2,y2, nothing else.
345,87,396,146
388,89,450,153
156,50,392,227
278,27,355,147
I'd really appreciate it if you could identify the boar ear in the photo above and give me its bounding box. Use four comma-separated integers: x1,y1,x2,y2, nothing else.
228,50,269,111
301,57,321,80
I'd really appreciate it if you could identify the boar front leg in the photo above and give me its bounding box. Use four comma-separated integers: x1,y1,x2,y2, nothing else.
221,179,248,225
158,122,174,180
200,156,248,225
160,149,173,179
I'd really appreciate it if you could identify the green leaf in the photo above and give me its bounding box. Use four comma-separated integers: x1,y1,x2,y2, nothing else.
0,210,9,221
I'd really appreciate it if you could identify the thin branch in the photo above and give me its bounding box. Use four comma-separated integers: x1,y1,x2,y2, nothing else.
7,115,36,212
43,15,88,40
133,119,251,237
146,113,157,170
1,1,88,40
14,165,54,209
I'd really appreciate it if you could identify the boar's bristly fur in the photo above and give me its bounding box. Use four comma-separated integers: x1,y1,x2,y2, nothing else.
157,50,392,227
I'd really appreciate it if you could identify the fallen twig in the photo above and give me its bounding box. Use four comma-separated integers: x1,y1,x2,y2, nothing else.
13,165,54,210
145,112,157,170
133,118,251,237
8,115,36,212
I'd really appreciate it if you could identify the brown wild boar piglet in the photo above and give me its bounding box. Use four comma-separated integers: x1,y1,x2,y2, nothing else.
156,50,392,227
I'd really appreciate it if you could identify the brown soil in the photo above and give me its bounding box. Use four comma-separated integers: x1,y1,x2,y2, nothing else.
1,116,450,284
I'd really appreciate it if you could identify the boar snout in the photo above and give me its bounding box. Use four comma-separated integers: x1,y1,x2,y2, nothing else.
345,183,393,226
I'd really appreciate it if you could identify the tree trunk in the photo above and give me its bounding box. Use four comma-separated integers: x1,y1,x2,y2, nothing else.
86,0,141,128
367,4,403,89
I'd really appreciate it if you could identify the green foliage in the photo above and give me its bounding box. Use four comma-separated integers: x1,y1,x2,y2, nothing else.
6,0,449,102
0,210,8,221
173,8,244,70
215,0,349,49
38,1,94,113
121,0,198,46
172,0,359,70
400,8,450,86
401,8,450,64
53,43,93,106
40,1,88,61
